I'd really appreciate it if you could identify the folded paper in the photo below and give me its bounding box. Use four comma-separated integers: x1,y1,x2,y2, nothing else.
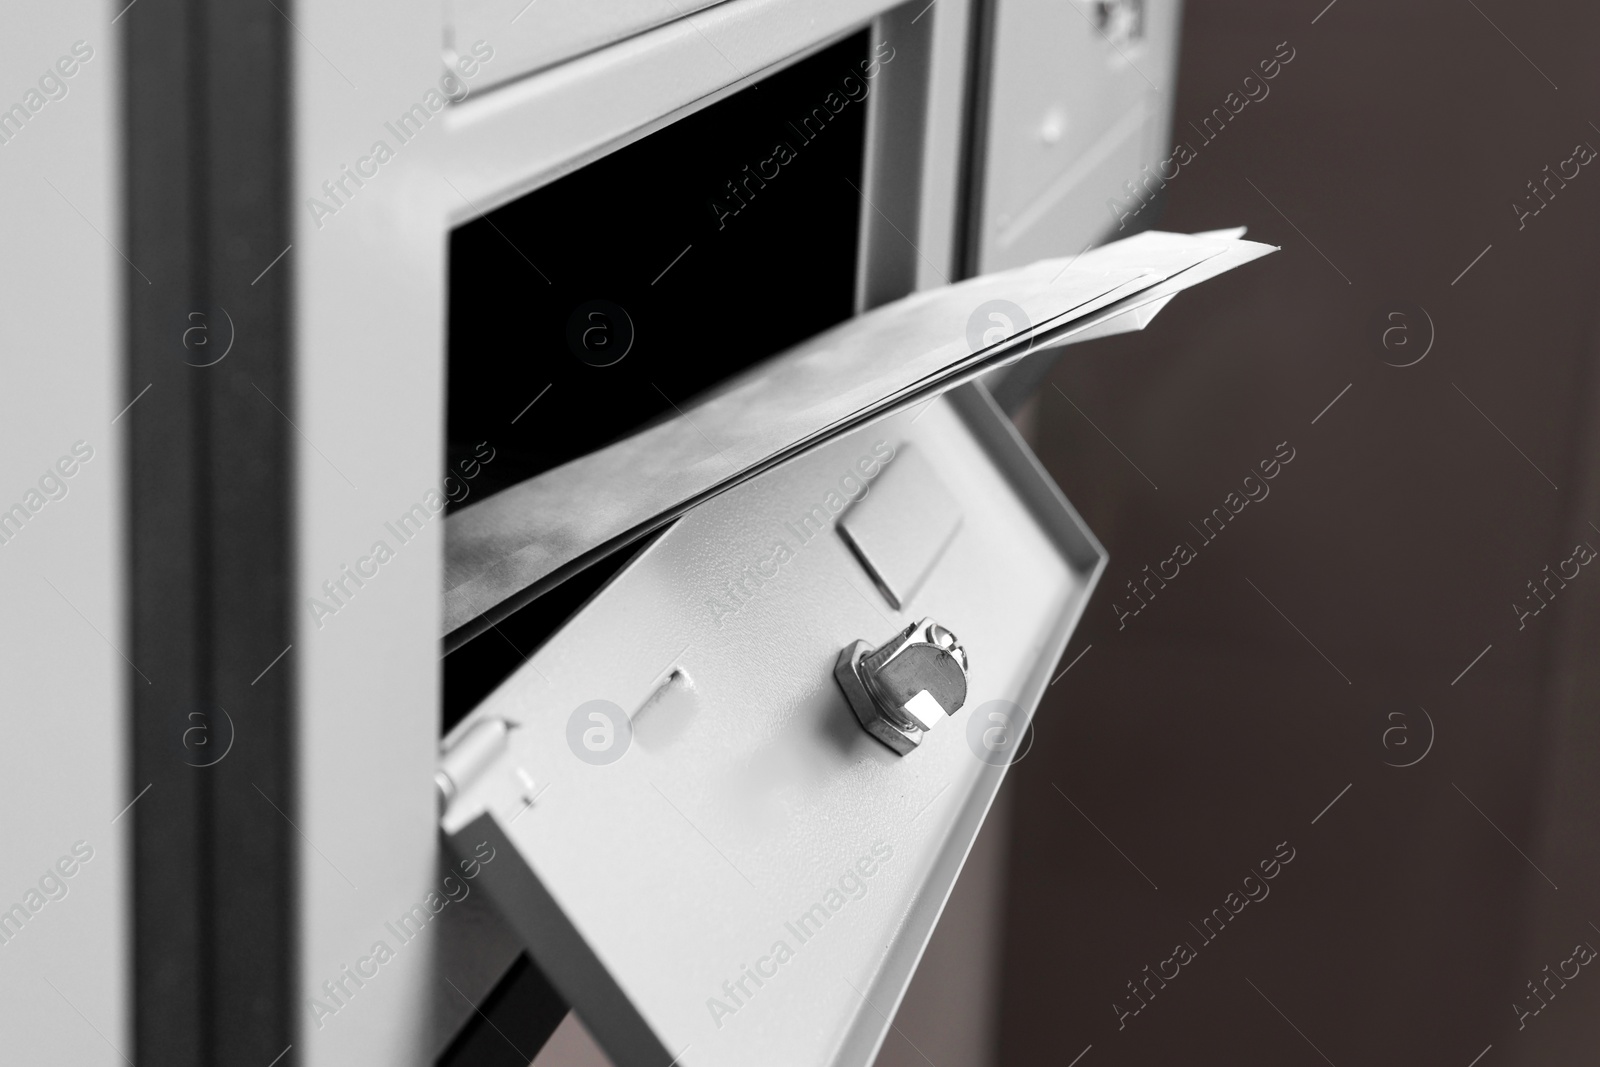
443,229,1275,645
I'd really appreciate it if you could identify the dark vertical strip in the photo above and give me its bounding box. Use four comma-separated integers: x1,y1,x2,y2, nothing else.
124,0,295,1062
124,0,206,1060
204,0,296,1059
954,0,998,280
204,0,297,1058
185,1,218,1058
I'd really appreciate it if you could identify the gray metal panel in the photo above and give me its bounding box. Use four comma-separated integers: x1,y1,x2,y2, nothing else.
446,0,725,91
911,0,977,293
0,6,127,1065
287,2,955,1064
289,0,448,1061
974,0,1183,272
440,384,1105,1067
854,4,934,313
436,0,910,220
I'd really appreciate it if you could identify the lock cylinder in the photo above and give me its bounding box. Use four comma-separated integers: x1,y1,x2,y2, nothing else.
835,619,969,755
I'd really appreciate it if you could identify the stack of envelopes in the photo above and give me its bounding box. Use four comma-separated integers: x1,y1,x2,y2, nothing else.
443,228,1275,645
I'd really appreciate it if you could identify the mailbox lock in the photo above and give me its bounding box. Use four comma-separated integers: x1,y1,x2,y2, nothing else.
835,618,969,755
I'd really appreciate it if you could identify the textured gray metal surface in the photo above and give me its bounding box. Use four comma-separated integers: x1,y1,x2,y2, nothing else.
440,384,1105,1067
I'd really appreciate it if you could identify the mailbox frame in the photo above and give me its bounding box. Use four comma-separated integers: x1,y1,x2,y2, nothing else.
286,1,978,1063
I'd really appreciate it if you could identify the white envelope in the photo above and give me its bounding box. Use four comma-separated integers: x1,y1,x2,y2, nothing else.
443,229,1275,644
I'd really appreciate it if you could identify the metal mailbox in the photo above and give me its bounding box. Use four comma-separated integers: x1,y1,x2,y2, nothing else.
438,384,1106,1066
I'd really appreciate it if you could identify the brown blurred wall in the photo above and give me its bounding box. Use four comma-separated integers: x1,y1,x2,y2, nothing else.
986,1,1600,1064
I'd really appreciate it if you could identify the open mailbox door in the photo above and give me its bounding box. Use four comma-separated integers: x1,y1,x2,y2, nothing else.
435,232,1272,1067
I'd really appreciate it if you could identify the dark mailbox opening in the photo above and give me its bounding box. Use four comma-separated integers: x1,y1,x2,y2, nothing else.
442,30,873,737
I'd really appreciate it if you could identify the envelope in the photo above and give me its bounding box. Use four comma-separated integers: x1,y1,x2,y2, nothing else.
442,229,1275,646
